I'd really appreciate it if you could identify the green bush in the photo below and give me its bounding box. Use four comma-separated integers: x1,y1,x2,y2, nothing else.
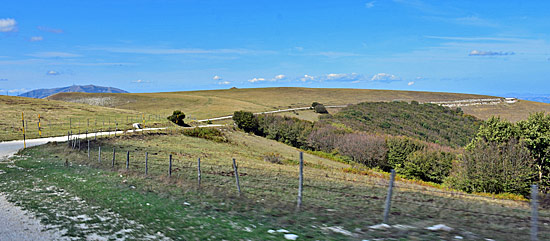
182,127,227,142
447,139,535,196
233,111,259,133
386,136,425,171
314,104,329,114
167,110,186,126
401,149,454,184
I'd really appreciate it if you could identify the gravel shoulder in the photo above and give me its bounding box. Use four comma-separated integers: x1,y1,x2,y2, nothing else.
0,194,66,241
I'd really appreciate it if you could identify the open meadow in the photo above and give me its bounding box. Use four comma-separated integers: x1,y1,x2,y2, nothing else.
1,129,548,240
48,87,550,122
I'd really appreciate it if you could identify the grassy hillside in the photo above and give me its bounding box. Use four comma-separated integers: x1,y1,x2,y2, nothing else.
1,129,545,240
0,95,168,141
47,87,501,118
48,87,550,122
325,101,482,147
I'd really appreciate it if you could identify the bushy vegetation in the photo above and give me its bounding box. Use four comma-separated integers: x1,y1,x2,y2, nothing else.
257,114,314,149
232,111,259,133
167,110,186,126
327,101,481,147
314,104,328,114
450,113,550,195
233,110,458,184
448,139,534,196
182,127,228,142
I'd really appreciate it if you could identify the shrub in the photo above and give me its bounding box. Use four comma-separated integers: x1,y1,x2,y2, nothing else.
182,127,227,142
446,139,535,196
233,111,259,133
335,133,388,168
386,136,425,171
314,104,329,114
167,110,186,126
400,149,454,184
263,153,282,164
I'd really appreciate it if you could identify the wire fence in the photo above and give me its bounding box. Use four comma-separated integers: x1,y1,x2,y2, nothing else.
0,113,175,140
56,130,550,240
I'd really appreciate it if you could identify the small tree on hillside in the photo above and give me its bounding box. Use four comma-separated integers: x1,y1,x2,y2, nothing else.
167,110,186,126
314,104,329,114
233,111,259,133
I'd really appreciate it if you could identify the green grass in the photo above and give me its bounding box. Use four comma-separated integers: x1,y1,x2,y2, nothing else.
1,130,548,240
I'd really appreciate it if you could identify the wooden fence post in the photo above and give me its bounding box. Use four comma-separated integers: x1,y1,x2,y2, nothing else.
87,140,90,160
126,151,130,170
383,169,396,224
232,158,241,195
98,146,101,163
112,148,116,167
22,112,26,148
145,152,148,175
169,154,172,177
297,152,304,210
531,184,539,241
198,158,201,186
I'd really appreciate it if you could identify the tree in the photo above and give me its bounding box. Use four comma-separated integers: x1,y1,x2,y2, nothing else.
233,111,259,133
517,112,550,190
447,139,535,196
314,104,329,114
167,110,186,126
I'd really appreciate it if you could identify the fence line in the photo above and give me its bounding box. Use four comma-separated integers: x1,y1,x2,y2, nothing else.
61,134,547,240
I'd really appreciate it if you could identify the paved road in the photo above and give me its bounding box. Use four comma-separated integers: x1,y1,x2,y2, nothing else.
0,128,165,161
196,105,347,122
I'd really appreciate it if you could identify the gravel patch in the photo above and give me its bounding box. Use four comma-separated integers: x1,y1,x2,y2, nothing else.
0,194,67,240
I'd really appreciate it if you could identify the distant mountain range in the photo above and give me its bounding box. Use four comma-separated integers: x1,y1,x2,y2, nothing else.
19,85,128,99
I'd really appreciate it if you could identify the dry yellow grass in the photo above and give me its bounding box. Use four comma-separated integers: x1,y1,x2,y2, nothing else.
0,95,168,141
48,87,550,122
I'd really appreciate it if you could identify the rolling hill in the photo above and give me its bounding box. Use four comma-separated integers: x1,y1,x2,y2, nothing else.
47,87,550,122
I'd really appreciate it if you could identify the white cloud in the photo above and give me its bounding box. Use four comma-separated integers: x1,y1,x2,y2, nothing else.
248,77,266,83
371,73,401,82
469,50,514,56
8,88,27,93
47,70,60,75
213,75,222,80
408,81,415,86
132,79,150,83
30,36,43,42
365,1,375,8
274,74,286,80
28,52,82,58
0,18,16,32
218,81,231,85
300,75,315,82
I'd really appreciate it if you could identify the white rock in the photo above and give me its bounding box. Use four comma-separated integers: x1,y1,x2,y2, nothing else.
455,236,463,240
183,202,190,206
284,234,298,240
369,223,391,230
393,224,416,230
426,224,453,231
267,229,276,234
277,229,289,233
320,226,353,236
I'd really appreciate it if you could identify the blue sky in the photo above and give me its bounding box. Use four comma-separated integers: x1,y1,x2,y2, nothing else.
1,0,549,95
